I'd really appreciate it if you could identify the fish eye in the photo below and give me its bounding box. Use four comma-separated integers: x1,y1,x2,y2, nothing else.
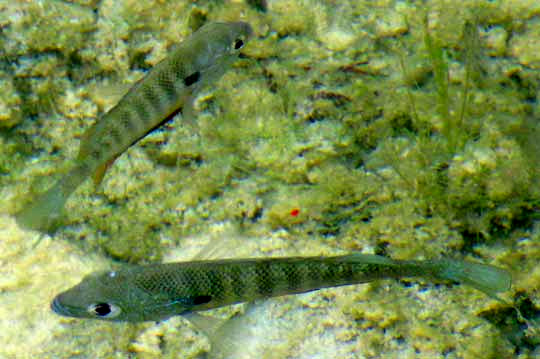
233,38,244,50
87,302,122,318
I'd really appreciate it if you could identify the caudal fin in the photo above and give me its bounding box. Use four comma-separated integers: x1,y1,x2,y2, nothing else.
15,163,91,232
15,183,69,232
435,259,512,299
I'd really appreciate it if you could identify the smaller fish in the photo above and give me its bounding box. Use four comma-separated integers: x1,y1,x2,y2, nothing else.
51,253,511,322
15,21,253,232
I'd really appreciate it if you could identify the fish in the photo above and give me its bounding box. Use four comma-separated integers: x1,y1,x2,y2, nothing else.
51,253,511,322
15,21,253,232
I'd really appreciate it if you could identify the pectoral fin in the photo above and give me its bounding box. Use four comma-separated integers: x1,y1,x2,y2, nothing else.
92,155,119,186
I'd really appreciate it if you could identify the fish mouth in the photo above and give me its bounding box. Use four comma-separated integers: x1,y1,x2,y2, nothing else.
51,296,74,317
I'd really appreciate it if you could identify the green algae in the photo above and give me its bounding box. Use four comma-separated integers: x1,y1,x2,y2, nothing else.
1,0,540,358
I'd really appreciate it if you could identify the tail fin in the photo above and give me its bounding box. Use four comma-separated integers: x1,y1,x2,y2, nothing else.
15,181,70,232
15,164,90,232
435,259,512,299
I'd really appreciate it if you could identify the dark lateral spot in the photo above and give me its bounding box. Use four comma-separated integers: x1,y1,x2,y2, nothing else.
183,71,201,87
192,295,212,305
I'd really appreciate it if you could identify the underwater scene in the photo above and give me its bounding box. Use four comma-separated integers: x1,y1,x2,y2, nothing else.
1,0,539,358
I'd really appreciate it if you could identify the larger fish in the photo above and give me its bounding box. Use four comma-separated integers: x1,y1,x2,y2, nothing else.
15,21,253,231
51,253,511,322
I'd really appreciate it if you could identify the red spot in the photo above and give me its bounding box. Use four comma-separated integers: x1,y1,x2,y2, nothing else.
290,208,300,217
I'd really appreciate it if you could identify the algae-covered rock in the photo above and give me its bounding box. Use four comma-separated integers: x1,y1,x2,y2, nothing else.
0,76,22,128
2,1,95,55
509,18,540,69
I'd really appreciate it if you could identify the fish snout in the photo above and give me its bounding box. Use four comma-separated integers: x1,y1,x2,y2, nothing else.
51,296,72,317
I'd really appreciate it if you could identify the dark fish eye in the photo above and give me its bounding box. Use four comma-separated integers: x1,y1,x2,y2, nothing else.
233,38,244,50
88,302,122,318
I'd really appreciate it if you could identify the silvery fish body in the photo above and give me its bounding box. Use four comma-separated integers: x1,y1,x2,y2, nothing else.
15,21,253,231
51,253,511,322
